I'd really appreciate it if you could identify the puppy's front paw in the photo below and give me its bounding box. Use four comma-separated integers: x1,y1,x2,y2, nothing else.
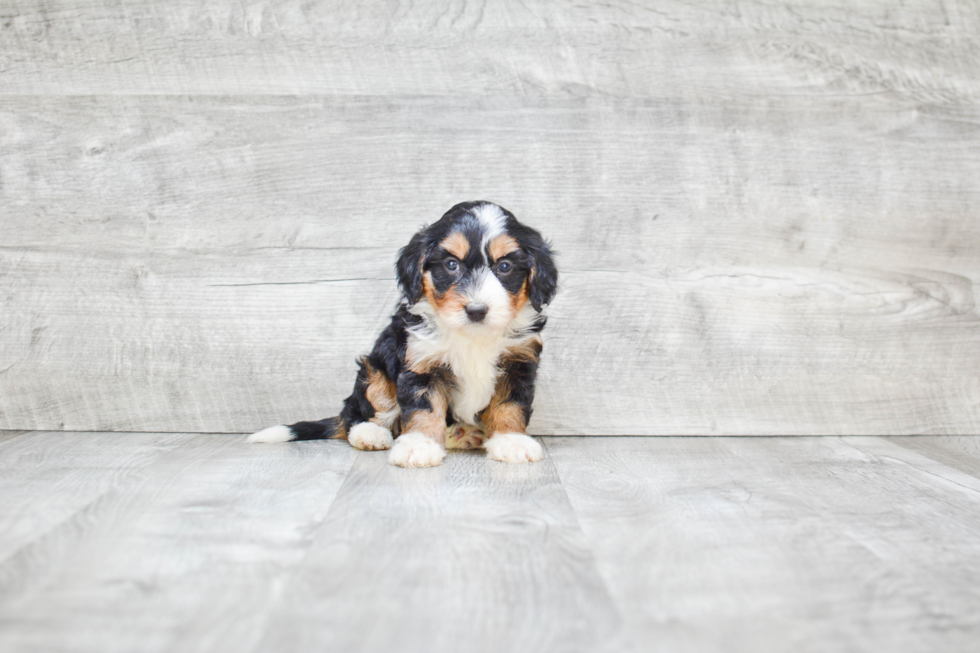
388,432,447,468
484,432,542,463
348,422,394,451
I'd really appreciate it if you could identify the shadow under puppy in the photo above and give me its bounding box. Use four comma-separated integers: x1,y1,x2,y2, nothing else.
249,201,558,468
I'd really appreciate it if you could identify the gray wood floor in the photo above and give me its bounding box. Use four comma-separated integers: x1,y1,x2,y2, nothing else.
2,431,979,653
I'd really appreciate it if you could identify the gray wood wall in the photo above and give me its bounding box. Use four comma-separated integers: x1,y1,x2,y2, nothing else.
1,0,978,435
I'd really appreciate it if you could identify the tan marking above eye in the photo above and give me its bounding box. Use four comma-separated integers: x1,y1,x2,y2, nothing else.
487,234,519,262
441,231,470,259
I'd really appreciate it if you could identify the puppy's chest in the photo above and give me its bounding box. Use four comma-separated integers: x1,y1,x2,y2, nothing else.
407,332,510,424
448,351,504,426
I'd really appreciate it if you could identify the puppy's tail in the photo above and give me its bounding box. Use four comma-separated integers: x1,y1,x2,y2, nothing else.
248,416,346,443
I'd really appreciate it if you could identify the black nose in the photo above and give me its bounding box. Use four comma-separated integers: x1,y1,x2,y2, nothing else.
465,304,488,323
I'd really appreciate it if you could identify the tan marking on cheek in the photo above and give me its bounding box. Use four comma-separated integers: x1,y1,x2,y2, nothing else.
509,278,530,316
427,280,467,322
441,231,470,259
488,234,519,262
404,387,448,443
423,272,437,307
442,288,467,317
425,270,461,314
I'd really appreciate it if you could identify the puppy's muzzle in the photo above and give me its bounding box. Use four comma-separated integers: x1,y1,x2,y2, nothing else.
465,303,488,323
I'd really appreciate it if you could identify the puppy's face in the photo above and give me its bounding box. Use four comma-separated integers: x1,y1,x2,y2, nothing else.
397,202,557,332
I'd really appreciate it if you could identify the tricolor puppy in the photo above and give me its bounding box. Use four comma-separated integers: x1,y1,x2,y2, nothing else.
249,201,557,468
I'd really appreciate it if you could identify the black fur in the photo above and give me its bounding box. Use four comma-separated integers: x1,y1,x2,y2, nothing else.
499,339,544,425
287,417,344,441
395,231,429,305
265,201,557,446
509,220,558,311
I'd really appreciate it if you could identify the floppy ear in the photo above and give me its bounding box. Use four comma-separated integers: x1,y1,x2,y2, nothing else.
525,236,558,311
396,228,429,304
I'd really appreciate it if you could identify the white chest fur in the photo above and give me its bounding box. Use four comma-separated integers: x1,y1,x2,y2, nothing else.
406,327,510,425
406,301,541,425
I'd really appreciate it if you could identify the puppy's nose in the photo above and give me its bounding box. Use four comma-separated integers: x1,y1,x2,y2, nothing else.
465,303,488,323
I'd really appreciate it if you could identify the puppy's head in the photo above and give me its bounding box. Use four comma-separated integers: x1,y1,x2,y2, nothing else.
396,201,557,331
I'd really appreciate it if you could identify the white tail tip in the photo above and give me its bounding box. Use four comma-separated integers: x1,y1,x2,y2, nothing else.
247,425,294,443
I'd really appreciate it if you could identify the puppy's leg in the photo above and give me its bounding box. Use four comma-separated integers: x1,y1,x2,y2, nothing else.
481,341,543,463
340,356,399,451
354,357,401,450
388,370,449,468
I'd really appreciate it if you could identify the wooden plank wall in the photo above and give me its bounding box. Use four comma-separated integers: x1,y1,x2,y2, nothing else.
1,0,978,435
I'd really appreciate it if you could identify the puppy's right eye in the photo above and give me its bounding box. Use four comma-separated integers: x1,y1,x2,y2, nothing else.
445,259,459,272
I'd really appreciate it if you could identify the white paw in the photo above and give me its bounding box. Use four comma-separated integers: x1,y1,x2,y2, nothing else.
484,432,542,463
445,424,485,450
388,432,447,468
348,422,394,451
247,425,294,443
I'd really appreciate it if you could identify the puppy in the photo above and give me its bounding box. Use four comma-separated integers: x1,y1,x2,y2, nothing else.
249,201,558,468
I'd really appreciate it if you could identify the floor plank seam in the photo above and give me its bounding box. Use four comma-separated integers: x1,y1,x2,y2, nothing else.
539,437,636,652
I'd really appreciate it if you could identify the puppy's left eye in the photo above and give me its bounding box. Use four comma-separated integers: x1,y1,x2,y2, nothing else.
496,261,513,274
445,259,459,272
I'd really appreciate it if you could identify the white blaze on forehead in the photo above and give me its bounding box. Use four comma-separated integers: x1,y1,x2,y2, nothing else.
473,203,506,260
468,268,509,320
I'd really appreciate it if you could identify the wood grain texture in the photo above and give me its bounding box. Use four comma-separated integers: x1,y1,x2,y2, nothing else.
255,443,630,653
0,0,978,99
546,435,980,653
0,430,192,561
1,94,978,434
2,1,980,434
3,432,980,652
889,435,980,479
0,434,358,653
0,430,30,443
